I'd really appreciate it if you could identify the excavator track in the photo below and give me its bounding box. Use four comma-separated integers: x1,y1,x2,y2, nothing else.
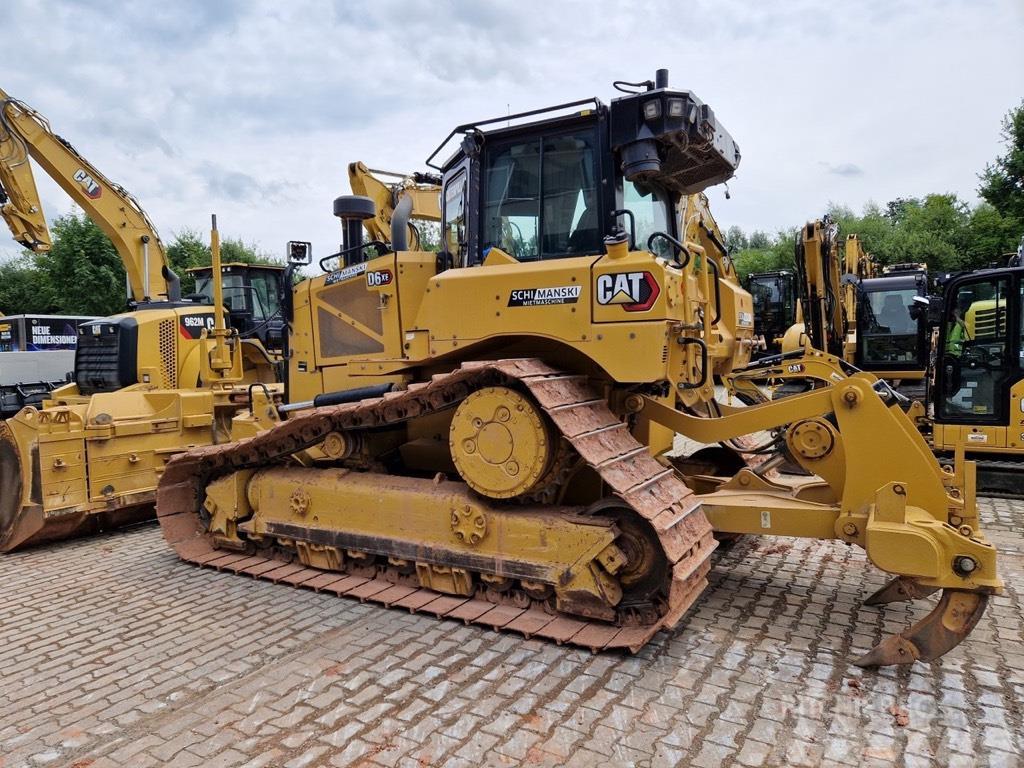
158,359,717,652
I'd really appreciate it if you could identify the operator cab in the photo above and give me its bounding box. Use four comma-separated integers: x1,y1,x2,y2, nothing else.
935,267,1023,425
747,271,796,358
855,265,929,373
429,69,740,269
189,263,287,352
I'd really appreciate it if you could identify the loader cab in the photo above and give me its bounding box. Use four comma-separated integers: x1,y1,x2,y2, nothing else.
934,268,1023,436
190,263,287,353
431,70,741,269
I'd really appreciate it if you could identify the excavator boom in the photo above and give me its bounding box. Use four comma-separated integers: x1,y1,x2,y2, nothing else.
0,87,174,303
347,161,441,250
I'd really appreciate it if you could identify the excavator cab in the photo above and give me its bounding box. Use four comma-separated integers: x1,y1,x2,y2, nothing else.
855,266,930,377
933,267,1024,449
747,270,796,358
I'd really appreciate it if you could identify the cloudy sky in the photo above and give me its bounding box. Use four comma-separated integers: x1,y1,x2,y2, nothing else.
2,0,1022,263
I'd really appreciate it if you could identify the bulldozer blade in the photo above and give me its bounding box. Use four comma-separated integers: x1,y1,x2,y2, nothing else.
863,576,940,606
854,589,989,667
0,420,33,552
0,418,154,552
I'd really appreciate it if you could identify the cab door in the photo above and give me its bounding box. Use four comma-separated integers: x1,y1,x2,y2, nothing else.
934,271,1023,449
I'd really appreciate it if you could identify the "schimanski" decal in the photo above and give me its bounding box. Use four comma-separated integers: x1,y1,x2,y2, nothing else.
507,285,581,307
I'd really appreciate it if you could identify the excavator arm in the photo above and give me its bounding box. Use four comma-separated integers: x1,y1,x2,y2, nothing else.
347,161,440,250
0,87,175,303
0,110,50,252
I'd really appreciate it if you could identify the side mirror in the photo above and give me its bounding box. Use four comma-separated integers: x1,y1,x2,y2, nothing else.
912,294,943,326
287,241,312,265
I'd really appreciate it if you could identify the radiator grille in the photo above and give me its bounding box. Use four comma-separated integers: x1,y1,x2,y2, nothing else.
75,326,123,394
972,305,1007,339
159,319,177,388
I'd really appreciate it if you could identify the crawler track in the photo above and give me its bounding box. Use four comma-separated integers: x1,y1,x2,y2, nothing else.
158,359,717,652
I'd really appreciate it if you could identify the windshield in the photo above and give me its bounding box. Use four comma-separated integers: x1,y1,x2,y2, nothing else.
249,272,280,321
194,273,259,315
859,287,919,364
481,129,600,260
623,180,672,259
938,275,1015,420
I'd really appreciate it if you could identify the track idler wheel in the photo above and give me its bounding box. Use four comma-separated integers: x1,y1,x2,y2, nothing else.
854,589,989,667
449,386,554,499
586,499,669,624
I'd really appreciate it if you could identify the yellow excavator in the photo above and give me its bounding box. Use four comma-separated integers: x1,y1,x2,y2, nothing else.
0,87,285,551
773,215,1022,492
780,218,929,398
157,70,1000,667
911,265,1024,495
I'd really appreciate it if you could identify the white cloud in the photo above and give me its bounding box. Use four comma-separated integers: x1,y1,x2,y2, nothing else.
1,0,1022,264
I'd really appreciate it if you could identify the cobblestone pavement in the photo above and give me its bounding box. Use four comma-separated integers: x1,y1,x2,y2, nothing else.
1,498,1021,768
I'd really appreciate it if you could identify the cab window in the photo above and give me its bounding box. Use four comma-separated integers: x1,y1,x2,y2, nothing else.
249,271,280,321
939,276,1012,420
859,286,920,364
623,180,672,259
482,128,600,261
443,171,467,263
218,274,246,313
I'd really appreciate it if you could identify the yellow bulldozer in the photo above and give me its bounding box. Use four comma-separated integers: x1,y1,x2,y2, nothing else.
156,70,1000,667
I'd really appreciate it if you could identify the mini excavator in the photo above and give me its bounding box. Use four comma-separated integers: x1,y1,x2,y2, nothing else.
781,218,929,398
157,70,1001,667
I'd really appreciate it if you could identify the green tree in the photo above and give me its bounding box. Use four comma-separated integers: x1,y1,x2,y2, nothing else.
35,212,128,316
0,214,280,317
165,229,281,296
732,229,796,282
885,195,971,271
964,202,1022,269
724,225,748,251
0,254,54,314
414,221,442,252
979,100,1024,224
748,230,771,249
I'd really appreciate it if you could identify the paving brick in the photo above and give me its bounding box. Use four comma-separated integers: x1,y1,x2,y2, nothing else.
0,498,1020,768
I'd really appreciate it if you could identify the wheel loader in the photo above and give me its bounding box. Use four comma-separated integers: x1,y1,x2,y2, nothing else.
158,70,1001,666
